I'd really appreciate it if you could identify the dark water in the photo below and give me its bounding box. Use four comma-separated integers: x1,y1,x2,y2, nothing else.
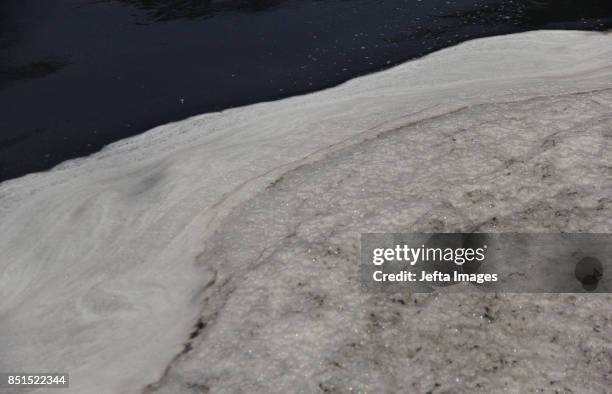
1,0,611,182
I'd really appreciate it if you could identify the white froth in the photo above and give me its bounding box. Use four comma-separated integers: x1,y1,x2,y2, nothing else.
0,30,611,393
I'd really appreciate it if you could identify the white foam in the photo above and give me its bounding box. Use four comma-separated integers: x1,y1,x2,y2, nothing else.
0,30,611,393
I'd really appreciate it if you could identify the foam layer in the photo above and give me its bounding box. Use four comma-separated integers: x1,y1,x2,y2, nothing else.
0,30,611,393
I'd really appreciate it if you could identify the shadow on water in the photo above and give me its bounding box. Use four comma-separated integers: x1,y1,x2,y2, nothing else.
103,0,612,25
95,0,284,22
0,0,611,182
0,58,68,82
